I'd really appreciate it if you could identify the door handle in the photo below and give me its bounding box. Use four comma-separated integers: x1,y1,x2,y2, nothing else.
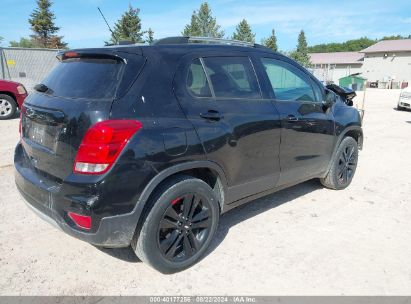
200,110,222,121
286,115,299,122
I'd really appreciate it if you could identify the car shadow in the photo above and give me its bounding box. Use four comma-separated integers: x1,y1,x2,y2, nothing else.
94,179,322,264
394,107,411,112
205,179,322,258
94,245,141,263
7,109,20,120
406,121,411,124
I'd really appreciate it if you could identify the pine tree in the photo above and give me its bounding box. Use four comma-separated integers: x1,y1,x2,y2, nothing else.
182,2,224,38
232,19,255,43
290,30,311,67
146,28,154,44
110,5,144,44
262,29,278,51
0,36,3,46
182,12,201,36
29,0,66,49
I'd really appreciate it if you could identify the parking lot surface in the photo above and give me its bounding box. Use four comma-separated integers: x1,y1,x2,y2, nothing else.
0,89,410,295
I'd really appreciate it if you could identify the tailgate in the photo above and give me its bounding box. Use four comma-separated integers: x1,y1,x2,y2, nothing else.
20,49,145,181
22,96,112,180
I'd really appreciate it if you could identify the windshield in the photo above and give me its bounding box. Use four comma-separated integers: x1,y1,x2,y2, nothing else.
41,57,124,100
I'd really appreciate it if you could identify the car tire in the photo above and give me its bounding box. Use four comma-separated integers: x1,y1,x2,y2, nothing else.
0,94,17,120
132,175,220,273
320,136,359,190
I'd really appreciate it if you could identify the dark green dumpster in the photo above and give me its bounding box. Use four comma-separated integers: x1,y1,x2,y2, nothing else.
339,75,367,91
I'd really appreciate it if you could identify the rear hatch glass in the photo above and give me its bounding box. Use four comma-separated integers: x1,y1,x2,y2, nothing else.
42,56,123,100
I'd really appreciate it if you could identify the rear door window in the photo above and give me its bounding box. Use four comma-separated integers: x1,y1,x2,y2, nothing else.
261,58,317,102
202,57,261,99
42,57,124,100
187,59,212,97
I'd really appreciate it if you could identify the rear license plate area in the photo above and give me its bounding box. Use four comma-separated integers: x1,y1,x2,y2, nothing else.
25,120,60,151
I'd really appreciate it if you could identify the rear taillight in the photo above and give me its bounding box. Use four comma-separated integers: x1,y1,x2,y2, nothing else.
68,212,91,229
74,120,142,175
16,85,27,95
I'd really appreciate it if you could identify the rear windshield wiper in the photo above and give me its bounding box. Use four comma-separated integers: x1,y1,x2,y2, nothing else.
33,83,51,93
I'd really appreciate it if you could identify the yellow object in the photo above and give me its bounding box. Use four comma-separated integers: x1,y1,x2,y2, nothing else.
6,59,16,66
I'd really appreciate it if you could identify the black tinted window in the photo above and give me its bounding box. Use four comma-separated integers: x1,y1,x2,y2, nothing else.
203,57,260,99
261,58,316,102
42,57,123,100
187,59,212,97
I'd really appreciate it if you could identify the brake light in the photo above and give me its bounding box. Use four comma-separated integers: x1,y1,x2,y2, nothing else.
64,51,79,58
17,85,27,95
74,120,142,174
68,212,91,229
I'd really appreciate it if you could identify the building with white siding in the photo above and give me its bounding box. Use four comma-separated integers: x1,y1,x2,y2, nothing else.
360,39,411,88
309,52,363,84
309,39,411,89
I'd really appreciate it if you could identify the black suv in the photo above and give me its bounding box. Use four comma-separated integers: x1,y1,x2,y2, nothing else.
15,37,363,273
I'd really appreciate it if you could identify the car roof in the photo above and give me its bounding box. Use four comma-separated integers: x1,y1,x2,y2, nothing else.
66,39,322,88
70,42,281,57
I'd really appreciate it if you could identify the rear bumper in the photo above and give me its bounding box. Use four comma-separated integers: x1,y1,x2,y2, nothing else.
14,143,139,248
15,168,137,247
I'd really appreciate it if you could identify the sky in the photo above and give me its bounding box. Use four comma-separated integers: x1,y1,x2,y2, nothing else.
0,0,410,50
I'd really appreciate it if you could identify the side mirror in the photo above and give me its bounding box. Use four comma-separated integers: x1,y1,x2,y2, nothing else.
323,89,336,109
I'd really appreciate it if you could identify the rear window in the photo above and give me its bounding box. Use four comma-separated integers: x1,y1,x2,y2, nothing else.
42,57,124,100
187,59,212,98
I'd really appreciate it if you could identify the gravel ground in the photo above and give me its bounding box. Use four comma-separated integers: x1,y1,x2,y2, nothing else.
0,89,410,295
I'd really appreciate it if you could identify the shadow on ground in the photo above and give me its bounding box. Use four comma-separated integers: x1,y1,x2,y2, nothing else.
206,179,321,257
8,110,20,120
95,179,322,263
94,245,141,263
394,107,411,112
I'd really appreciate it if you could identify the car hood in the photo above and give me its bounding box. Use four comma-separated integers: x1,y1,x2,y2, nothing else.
401,86,411,94
0,79,23,87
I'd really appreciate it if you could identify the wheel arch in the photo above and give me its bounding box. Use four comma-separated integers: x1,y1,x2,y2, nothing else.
130,161,228,242
0,91,18,107
340,126,363,150
324,126,363,178
142,161,227,210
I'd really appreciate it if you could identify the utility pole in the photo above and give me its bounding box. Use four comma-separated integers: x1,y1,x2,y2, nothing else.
0,48,5,79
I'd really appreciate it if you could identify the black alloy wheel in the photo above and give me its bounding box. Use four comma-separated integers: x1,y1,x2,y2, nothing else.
158,193,212,262
336,144,357,186
133,175,219,273
320,136,359,190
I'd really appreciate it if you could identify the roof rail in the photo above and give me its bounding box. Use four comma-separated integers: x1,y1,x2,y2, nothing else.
188,36,254,47
152,36,189,45
152,36,255,47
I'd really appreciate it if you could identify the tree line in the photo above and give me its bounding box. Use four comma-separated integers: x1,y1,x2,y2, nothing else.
2,1,410,67
308,35,411,53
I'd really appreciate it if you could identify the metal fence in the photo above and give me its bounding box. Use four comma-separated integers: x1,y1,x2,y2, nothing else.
0,47,58,92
